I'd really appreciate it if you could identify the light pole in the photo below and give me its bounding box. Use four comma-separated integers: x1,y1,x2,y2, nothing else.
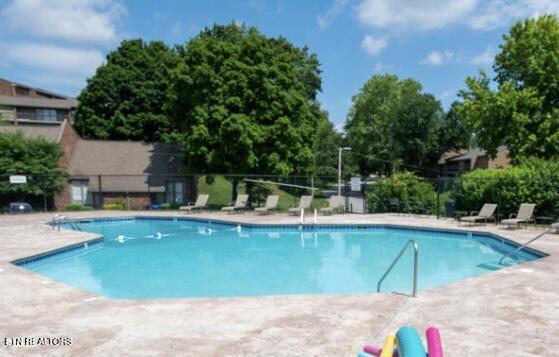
338,147,351,197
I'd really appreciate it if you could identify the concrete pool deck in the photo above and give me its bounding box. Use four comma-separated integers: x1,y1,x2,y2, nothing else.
1,211,558,356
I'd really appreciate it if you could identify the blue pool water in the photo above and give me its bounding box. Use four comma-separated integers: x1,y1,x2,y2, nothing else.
18,217,541,299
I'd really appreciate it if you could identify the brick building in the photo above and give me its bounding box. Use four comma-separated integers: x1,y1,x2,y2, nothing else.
438,145,511,177
1,78,193,210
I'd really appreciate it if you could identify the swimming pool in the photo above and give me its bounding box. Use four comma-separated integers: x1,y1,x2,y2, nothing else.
17,217,542,299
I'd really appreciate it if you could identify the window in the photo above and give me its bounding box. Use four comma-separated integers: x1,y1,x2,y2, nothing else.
15,86,30,96
16,108,35,120
36,109,58,122
165,181,185,204
70,180,89,204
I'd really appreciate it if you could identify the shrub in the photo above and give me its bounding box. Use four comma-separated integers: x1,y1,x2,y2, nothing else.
455,158,559,217
368,171,437,213
64,203,92,211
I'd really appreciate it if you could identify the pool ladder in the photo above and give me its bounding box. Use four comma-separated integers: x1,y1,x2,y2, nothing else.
377,239,419,297
52,215,81,231
499,228,551,265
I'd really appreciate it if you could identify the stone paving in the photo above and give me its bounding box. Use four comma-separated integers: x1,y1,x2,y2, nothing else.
0,211,558,356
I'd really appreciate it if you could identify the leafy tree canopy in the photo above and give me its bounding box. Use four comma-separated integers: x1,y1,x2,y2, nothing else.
313,112,342,177
74,39,178,141
458,15,559,161
344,74,445,175
438,101,472,153
0,131,67,197
166,23,323,175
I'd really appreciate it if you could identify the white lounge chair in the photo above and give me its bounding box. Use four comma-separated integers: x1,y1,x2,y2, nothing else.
222,194,249,213
501,203,536,228
179,194,209,212
254,195,279,214
288,195,313,215
459,203,497,225
320,196,344,215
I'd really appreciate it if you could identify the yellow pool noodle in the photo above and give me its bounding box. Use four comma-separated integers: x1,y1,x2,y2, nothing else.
379,334,396,357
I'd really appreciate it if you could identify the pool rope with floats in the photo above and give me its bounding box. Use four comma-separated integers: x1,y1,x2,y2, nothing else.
358,326,443,357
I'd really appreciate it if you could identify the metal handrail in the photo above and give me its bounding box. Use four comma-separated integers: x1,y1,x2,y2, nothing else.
499,228,551,265
377,239,419,297
52,215,81,231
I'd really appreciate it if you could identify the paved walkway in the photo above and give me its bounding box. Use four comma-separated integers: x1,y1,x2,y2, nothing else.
1,211,558,356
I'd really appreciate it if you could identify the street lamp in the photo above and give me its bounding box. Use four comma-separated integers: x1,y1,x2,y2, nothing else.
338,147,351,197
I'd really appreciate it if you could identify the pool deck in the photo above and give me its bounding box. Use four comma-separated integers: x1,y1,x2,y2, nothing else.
1,211,558,356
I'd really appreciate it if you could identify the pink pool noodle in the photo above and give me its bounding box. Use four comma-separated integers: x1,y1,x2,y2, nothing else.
363,345,398,357
363,345,381,356
426,326,444,357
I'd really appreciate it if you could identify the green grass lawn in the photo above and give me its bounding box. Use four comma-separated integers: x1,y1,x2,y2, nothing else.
197,175,329,211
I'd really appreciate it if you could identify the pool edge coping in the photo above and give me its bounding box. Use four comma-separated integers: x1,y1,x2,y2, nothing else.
66,214,549,258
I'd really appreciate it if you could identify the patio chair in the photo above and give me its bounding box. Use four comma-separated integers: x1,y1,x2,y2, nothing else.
254,195,279,214
501,203,536,228
459,203,497,225
179,194,209,212
288,195,313,215
320,196,344,215
221,194,249,213
388,197,403,214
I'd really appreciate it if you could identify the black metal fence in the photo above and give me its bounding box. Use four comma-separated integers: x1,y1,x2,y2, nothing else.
0,173,354,213
2,172,558,224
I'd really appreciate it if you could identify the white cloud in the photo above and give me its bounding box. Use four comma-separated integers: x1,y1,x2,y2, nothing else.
361,35,388,56
470,47,495,65
470,0,559,30
439,90,452,100
2,0,125,45
356,0,559,31
6,43,104,76
357,0,478,30
317,0,349,29
171,22,183,36
421,50,455,66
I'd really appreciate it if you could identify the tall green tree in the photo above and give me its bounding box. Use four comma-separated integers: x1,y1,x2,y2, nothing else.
0,132,66,203
344,74,444,175
167,24,323,175
458,15,559,161
313,112,342,177
74,39,178,141
438,101,472,153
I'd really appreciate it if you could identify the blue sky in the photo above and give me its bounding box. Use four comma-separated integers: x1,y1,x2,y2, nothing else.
2,0,559,128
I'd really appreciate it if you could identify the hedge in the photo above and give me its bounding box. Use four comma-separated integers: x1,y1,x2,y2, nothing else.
455,158,559,218
368,171,438,214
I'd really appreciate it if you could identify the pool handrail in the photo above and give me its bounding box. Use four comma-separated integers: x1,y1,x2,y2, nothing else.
377,239,419,297
52,215,81,231
499,228,551,265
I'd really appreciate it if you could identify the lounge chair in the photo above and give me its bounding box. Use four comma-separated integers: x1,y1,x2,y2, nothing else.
459,203,497,225
288,195,313,215
254,195,279,214
501,203,536,228
221,194,249,213
320,196,344,215
179,194,209,212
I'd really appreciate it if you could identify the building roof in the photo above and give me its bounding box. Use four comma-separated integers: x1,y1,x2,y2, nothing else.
438,145,508,164
0,95,78,109
0,77,78,109
68,140,183,192
0,121,64,142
